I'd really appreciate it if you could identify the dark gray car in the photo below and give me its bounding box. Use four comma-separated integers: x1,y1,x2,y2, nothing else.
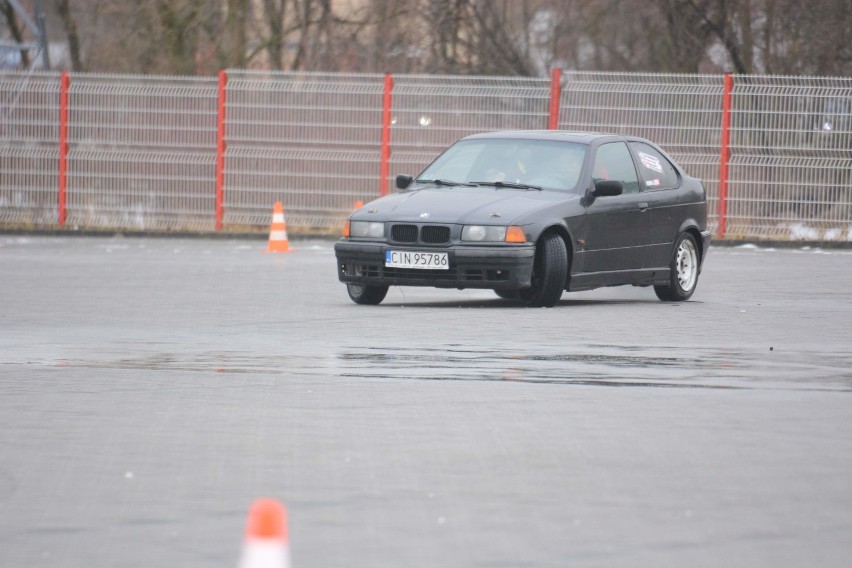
335,130,711,307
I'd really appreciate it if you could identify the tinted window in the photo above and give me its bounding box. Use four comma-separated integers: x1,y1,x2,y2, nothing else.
420,141,487,182
631,142,679,190
592,142,640,194
418,139,588,192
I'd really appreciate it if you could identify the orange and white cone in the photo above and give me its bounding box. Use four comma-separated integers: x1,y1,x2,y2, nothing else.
238,498,291,568
266,202,292,253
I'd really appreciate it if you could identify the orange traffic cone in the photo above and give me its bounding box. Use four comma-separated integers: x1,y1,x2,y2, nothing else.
266,202,292,253
354,200,364,210
238,499,291,568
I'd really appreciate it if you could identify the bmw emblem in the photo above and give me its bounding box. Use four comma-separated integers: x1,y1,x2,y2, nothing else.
420,212,431,219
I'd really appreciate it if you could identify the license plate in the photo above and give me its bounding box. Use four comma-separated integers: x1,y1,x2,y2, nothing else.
385,250,449,270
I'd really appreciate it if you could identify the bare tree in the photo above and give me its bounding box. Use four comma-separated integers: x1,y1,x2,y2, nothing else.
11,0,852,77
1,0,30,67
467,1,537,75
155,0,205,75
651,0,717,72
258,0,293,70
759,0,852,76
223,0,250,68
54,0,82,70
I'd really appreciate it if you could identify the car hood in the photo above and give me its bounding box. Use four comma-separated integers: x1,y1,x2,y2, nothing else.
353,186,575,225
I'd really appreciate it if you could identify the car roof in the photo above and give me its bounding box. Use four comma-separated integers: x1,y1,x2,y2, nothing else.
461,130,635,144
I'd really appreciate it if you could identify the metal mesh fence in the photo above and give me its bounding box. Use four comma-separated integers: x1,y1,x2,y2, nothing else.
558,72,724,232
224,71,385,230
66,74,218,231
0,72,61,226
1,69,850,242
726,75,852,240
390,75,551,182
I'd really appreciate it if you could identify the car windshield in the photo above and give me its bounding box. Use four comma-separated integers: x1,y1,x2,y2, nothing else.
417,138,588,192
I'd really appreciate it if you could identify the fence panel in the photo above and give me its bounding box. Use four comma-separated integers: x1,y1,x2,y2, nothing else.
558,72,724,232
0,72,60,226
2,69,851,242
727,76,852,240
390,75,552,182
224,71,385,230
66,74,218,231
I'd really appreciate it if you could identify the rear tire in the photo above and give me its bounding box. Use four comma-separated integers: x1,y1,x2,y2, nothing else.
654,232,700,301
518,232,567,308
347,283,389,305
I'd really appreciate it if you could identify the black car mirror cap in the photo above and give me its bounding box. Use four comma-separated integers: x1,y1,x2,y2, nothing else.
593,180,624,197
396,174,414,190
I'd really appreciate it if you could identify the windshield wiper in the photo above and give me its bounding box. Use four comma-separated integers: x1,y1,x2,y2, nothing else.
415,178,478,187
471,180,542,191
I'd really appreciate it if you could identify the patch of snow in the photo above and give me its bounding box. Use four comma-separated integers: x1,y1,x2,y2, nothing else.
788,223,821,240
824,228,843,241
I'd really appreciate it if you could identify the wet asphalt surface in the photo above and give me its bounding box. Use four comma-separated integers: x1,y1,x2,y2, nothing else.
1,235,851,567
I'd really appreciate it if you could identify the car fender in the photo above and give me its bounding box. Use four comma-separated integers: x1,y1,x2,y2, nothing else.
517,218,577,268
509,196,582,247
674,218,709,269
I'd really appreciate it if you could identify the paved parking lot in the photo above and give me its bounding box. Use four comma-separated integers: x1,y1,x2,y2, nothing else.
1,235,851,567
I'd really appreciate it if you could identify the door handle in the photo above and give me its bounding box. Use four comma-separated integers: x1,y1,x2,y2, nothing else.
638,202,649,210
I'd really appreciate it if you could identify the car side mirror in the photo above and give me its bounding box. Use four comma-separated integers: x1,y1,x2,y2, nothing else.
593,180,624,197
396,174,414,190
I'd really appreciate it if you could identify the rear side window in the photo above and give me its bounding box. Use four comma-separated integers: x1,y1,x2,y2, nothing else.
631,142,679,190
592,142,640,194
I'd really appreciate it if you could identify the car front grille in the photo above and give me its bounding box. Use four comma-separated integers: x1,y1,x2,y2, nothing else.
391,224,418,243
420,225,450,244
390,224,451,245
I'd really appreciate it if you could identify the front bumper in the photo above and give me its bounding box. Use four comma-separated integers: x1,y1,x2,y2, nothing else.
335,240,536,289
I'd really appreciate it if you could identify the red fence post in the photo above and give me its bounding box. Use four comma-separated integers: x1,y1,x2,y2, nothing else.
380,73,394,196
58,71,69,227
548,68,562,130
717,73,733,239
215,69,227,231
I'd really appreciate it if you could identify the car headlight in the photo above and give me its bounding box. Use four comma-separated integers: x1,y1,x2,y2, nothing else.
348,221,385,238
462,225,507,242
461,225,527,243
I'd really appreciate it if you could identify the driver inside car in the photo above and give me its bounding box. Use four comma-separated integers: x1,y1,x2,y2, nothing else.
483,155,527,183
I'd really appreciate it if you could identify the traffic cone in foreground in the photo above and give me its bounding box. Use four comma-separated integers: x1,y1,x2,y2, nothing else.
239,498,291,568
266,202,292,253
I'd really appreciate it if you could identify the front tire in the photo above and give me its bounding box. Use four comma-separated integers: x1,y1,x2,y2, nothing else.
518,232,567,308
654,232,700,301
347,283,389,305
